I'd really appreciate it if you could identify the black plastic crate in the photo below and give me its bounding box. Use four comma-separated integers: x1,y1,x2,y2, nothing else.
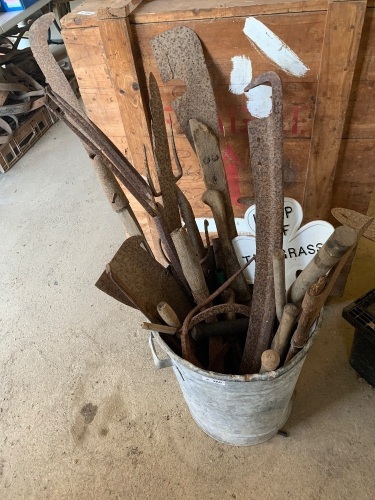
342,289,375,387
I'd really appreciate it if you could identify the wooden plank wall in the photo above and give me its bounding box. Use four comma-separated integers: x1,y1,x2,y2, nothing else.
62,1,375,258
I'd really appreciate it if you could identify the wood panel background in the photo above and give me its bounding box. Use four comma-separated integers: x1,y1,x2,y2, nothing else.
62,0,375,286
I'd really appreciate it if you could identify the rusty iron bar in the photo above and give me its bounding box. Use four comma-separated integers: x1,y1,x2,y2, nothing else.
149,73,181,233
47,90,157,214
47,92,190,292
240,71,284,375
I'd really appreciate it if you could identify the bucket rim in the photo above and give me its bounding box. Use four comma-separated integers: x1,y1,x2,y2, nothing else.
154,310,324,382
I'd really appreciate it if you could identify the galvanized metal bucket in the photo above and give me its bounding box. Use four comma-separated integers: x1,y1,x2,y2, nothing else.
149,314,323,446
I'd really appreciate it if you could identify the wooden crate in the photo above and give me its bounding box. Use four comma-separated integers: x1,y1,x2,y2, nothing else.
61,0,375,288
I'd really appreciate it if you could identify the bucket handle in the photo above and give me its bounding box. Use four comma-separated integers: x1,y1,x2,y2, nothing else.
149,332,173,369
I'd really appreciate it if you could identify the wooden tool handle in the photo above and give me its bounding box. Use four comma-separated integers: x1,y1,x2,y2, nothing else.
171,227,209,304
271,304,300,357
273,248,286,322
202,189,250,303
289,226,357,305
177,188,205,259
260,350,280,373
190,118,237,241
157,301,181,328
142,322,177,335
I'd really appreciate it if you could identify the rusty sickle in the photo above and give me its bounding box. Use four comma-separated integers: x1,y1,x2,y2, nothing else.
240,71,284,375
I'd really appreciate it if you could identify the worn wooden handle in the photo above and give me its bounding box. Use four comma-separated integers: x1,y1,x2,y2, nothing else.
260,350,280,373
142,322,177,335
157,301,181,328
177,188,205,259
273,248,286,322
202,189,250,303
171,227,209,304
271,303,300,357
289,226,357,305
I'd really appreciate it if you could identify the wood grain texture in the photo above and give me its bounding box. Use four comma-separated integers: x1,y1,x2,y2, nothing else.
97,16,164,256
62,0,328,29
303,0,367,221
130,0,328,23
98,0,144,19
62,0,375,294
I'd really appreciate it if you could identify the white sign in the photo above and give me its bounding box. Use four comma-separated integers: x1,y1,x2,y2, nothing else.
232,198,334,289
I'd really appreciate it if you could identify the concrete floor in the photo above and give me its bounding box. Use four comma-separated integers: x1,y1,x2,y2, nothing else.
1,121,374,499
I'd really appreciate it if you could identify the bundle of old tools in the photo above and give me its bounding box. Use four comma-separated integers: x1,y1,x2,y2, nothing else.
30,17,373,375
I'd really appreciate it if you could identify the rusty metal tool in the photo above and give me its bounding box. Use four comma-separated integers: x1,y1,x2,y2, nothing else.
29,14,175,269
46,90,190,293
240,71,284,375
190,118,237,241
149,73,181,233
108,235,192,323
202,189,251,304
259,350,280,373
180,256,255,364
47,90,157,213
151,26,220,149
273,248,286,322
29,13,149,244
171,226,222,369
271,303,300,359
288,225,358,306
95,269,137,309
331,208,375,241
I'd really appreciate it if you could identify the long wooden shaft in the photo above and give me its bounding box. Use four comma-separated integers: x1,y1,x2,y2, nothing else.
271,304,300,358
273,248,286,322
289,225,357,305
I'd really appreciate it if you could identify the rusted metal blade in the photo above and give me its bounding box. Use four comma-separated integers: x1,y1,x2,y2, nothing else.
151,26,219,149
240,71,284,375
190,118,237,241
331,208,375,241
108,236,193,323
149,73,181,232
95,270,137,309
